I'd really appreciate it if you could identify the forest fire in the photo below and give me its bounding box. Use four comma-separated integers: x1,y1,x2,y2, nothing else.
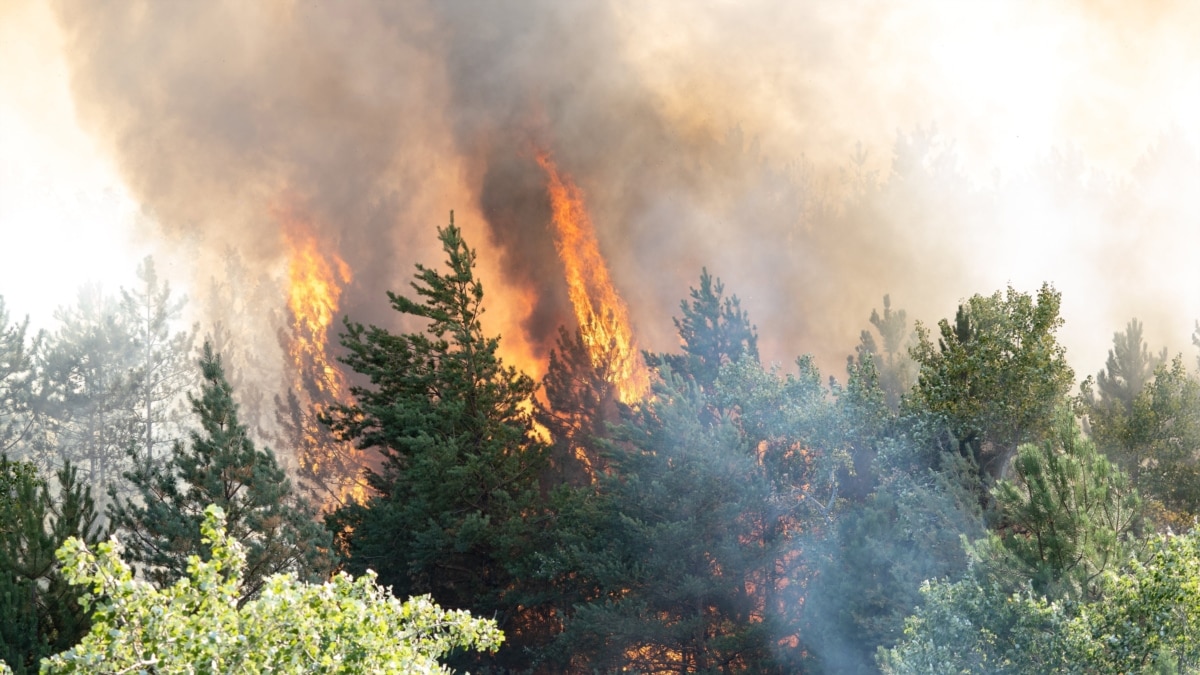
536,151,651,404
281,216,352,398
278,209,368,508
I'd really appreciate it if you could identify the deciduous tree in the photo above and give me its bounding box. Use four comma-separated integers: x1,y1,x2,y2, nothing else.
910,284,1074,480
43,505,502,674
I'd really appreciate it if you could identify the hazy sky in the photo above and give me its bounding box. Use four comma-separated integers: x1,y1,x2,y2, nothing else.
5,0,1200,380
0,1,145,326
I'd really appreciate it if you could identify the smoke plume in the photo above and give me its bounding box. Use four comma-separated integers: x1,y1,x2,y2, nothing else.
50,0,1200,378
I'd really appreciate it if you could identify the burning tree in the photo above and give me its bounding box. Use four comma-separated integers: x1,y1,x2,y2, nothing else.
538,321,626,486
537,151,651,404
537,273,842,673
277,212,369,509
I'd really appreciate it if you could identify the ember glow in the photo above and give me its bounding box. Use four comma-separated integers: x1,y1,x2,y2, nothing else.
536,151,651,404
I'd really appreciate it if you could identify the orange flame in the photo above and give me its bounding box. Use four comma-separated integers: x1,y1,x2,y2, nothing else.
282,220,352,398
277,207,368,508
536,151,651,403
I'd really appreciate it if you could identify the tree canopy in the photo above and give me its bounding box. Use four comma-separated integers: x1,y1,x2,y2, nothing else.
910,283,1074,480
42,505,502,674
324,215,550,668
107,342,333,602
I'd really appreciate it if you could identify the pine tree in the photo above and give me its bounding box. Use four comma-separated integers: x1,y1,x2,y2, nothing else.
119,256,197,463
654,268,758,396
107,342,333,602
0,457,101,673
202,249,280,434
35,286,139,494
324,216,549,668
547,372,787,673
0,298,38,457
1080,318,1166,486
547,294,844,670
1093,318,1166,413
1119,356,1200,529
538,322,622,486
854,295,916,411
983,409,1141,598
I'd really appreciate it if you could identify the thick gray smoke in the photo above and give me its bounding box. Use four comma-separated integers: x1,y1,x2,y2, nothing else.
51,0,1200,377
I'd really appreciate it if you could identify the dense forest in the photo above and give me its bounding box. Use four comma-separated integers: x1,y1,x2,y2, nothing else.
5,221,1200,673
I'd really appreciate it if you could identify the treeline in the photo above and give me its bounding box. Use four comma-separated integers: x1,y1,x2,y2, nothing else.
7,223,1200,673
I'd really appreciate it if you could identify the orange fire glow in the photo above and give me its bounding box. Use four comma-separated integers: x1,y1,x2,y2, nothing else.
278,207,368,507
536,151,651,403
282,221,352,397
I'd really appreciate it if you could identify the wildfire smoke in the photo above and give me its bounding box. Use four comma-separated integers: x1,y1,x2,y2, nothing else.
42,0,1200,464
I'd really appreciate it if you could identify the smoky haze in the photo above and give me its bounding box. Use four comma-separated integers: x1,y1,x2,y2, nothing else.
50,0,1200,379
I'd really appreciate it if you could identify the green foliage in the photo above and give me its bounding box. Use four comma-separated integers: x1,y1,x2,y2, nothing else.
910,283,1074,479
714,354,847,516
983,410,1141,598
834,348,895,502
540,273,816,672
0,457,101,673
1092,318,1166,415
547,370,789,673
1086,356,1200,530
1080,319,1167,492
325,216,549,667
1071,531,1200,672
546,340,861,671
855,295,917,411
881,530,1200,674
9,263,194,501
655,268,759,396
107,342,333,602
1136,357,1200,526
42,504,502,674
877,577,1070,674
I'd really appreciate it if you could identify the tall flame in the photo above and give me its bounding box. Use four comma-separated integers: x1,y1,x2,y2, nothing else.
282,219,352,397
536,151,651,403
278,207,368,508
